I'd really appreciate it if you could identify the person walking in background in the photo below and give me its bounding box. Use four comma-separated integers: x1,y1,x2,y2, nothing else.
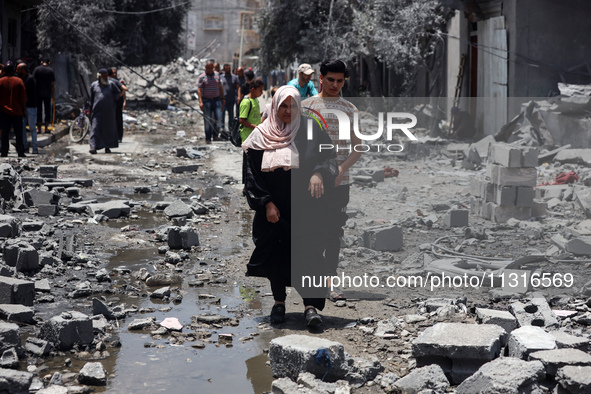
221,63,240,135
197,60,224,144
0,61,27,157
108,67,127,143
88,69,121,154
16,63,38,154
287,63,318,99
32,57,55,134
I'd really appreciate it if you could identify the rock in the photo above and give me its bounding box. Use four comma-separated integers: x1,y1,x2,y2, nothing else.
0,322,23,356
160,317,183,331
24,337,51,357
269,335,351,382
145,273,182,287
556,365,591,394
271,377,299,394
39,311,94,350
412,323,506,384
34,279,51,293
23,189,59,207
550,331,590,350
0,348,19,369
392,364,450,394
128,317,156,330
362,225,403,251
86,201,131,218
3,241,39,273
77,362,107,386
150,286,171,299
192,314,230,324
0,368,33,393
456,358,545,394
508,325,556,359
168,226,199,250
163,200,193,218
0,215,20,238
92,298,114,320
528,348,591,377
95,268,111,283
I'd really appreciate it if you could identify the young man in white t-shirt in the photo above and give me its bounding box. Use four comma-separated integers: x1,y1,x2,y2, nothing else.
303,59,362,301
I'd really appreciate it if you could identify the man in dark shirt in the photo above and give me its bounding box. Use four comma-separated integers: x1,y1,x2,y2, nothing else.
0,61,27,157
32,57,55,134
16,63,38,154
108,67,127,143
220,64,240,134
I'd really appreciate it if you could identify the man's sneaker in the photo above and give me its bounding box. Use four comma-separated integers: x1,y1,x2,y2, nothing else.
304,307,322,327
270,304,286,324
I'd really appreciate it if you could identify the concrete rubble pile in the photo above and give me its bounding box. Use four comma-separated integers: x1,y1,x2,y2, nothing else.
119,56,204,109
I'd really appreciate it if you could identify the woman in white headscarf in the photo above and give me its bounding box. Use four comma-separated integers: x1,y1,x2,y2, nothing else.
243,85,337,327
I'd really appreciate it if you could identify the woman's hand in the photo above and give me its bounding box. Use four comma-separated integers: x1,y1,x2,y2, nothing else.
266,202,280,223
309,172,324,198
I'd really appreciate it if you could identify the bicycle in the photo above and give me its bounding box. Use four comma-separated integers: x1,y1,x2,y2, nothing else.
69,101,91,143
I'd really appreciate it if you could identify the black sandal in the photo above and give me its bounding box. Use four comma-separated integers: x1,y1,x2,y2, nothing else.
270,304,286,324
304,306,322,327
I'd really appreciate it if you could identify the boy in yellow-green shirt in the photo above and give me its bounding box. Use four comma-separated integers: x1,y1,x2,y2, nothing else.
239,79,265,142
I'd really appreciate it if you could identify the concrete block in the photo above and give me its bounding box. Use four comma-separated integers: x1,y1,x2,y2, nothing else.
490,143,522,167
24,337,51,357
550,331,590,350
537,185,568,200
470,179,483,197
490,204,531,223
510,298,560,330
363,226,403,251
412,323,506,384
35,279,51,293
457,358,545,394
482,181,495,202
0,277,35,306
37,204,58,217
180,226,200,249
271,377,299,394
490,164,537,187
23,189,59,207
529,348,591,377
0,368,33,393
443,209,469,228
164,200,193,218
475,308,518,333
516,186,535,207
494,185,516,206
575,187,591,219
269,334,350,382
87,201,130,219
171,164,200,173
0,304,34,324
0,322,22,356
556,365,591,394
392,364,449,393
522,146,540,168
39,311,94,350
565,237,591,256
508,326,556,359
4,241,39,273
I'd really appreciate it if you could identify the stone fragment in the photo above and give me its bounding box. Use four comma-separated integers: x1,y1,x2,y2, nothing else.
565,237,591,256
4,242,39,273
150,286,171,299
92,298,114,320
25,337,51,357
39,311,94,350
0,348,19,369
172,164,200,173
271,377,299,394
456,358,545,394
363,226,403,251
490,204,532,223
128,317,156,330
22,221,44,231
87,201,130,218
0,215,19,237
77,362,107,386
164,200,193,218
23,189,59,207
168,226,199,250
392,364,449,394
0,277,35,306
556,365,591,394
160,317,183,331
412,323,506,384
475,308,518,333
0,304,34,323
508,325,556,359
34,278,51,293
529,348,591,376
550,331,589,350
443,209,469,227
509,298,559,330
37,204,59,216
269,335,351,382
489,143,522,167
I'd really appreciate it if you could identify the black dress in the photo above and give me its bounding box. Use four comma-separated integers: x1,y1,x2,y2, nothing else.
244,118,337,310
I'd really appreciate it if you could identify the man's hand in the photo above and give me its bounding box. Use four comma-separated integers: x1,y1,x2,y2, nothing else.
199,102,204,111
266,202,280,223
335,165,344,187
309,172,324,198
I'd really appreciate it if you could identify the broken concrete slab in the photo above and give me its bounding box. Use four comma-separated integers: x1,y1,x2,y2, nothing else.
3,241,39,273
0,215,20,238
509,298,559,330
529,348,591,377
0,348,19,369
39,311,94,350
564,236,591,256
575,187,591,219
508,325,557,359
0,304,34,324
269,334,351,382
392,364,450,394
362,226,403,252
37,204,58,217
86,201,131,219
128,317,156,330
475,308,518,333
24,337,51,357
456,358,545,394
0,368,33,393
164,200,193,219
556,365,591,394
0,277,35,306
77,362,107,386
171,164,200,174
490,203,532,223
23,189,59,207
412,323,506,384
554,149,591,166
0,322,23,356
550,331,590,350
167,226,199,250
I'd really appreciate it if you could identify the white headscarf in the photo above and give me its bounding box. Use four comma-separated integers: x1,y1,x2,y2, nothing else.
242,86,301,171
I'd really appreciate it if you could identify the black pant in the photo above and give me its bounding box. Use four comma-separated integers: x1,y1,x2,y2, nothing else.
0,112,24,156
116,103,123,141
325,185,350,275
37,97,52,124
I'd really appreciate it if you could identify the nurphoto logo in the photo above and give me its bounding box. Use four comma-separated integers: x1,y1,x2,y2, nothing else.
304,108,418,153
